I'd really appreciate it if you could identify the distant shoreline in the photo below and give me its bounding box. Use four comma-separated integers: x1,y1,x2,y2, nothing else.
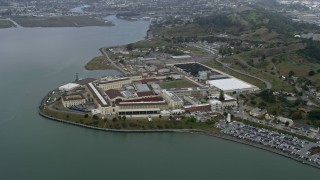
0,15,114,28
39,110,320,170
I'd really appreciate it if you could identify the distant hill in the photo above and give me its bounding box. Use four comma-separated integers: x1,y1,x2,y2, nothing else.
194,10,319,36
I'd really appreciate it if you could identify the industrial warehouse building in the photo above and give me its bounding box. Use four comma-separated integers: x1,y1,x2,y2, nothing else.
206,78,259,93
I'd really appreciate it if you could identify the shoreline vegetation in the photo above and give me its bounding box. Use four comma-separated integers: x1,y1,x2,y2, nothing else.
40,106,219,131
39,109,320,170
85,56,114,70
0,19,16,28
6,16,113,28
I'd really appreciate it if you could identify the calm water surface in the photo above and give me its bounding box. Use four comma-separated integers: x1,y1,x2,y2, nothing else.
0,16,319,180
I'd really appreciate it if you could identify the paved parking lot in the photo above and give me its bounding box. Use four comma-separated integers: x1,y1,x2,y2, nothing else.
218,121,320,166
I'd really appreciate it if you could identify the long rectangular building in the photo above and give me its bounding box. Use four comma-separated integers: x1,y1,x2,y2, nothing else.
207,78,259,93
86,83,111,115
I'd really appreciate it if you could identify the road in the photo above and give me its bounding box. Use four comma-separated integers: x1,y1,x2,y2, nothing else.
5,18,21,28
100,48,130,75
189,43,272,89
228,104,320,140
216,57,272,89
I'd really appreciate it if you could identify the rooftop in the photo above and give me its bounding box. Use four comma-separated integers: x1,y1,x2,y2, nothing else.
140,78,160,84
62,94,85,101
208,78,255,91
137,91,156,97
135,83,150,92
105,89,124,100
87,83,109,107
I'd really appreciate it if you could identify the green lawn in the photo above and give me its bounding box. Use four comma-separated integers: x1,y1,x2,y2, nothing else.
0,20,15,28
182,46,210,56
40,108,219,131
204,60,266,90
160,79,198,89
85,56,113,70
132,39,171,49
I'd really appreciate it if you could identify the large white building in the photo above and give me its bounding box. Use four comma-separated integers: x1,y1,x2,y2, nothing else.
59,83,80,92
206,78,259,93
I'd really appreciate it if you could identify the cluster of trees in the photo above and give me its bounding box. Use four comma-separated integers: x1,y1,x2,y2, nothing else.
218,46,232,56
299,40,320,63
308,110,320,120
194,9,319,38
259,89,276,103
163,47,184,56
308,109,320,127
171,36,198,43
194,13,250,34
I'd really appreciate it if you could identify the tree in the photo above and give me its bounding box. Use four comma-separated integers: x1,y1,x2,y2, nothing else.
219,90,225,101
308,70,316,76
288,70,295,77
308,110,320,120
112,117,118,122
122,116,126,120
159,115,162,119
189,116,196,123
93,115,99,120
126,43,133,51
259,89,276,103
84,114,89,118
285,121,290,126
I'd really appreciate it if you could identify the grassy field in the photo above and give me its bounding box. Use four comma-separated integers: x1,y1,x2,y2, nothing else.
85,56,113,70
237,65,294,91
151,24,207,38
240,27,280,42
11,16,113,27
204,60,266,89
159,79,198,89
132,39,171,49
181,46,210,56
221,45,303,91
0,19,15,28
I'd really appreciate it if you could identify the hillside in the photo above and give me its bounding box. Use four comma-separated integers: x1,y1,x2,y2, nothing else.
153,9,320,44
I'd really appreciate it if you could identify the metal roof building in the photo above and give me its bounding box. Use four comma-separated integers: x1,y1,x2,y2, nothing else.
207,78,259,93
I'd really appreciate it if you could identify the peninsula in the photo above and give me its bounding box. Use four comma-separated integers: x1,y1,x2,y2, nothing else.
37,0,320,170
39,40,320,168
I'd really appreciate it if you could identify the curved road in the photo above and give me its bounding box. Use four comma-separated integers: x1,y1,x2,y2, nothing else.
216,57,272,89
190,44,272,89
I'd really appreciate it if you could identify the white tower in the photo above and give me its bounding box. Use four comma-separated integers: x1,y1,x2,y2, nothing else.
227,113,231,123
